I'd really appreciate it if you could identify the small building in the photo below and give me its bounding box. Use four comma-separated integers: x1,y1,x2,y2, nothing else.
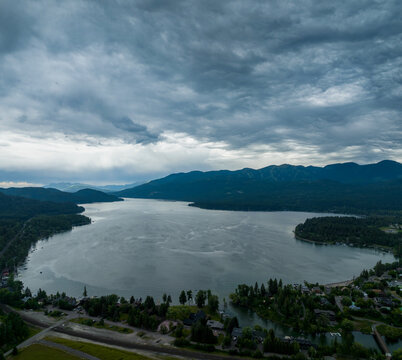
372,289,385,297
311,286,322,294
379,297,393,307
231,327,242,340
320,297,331,306
252,330,265,343
295,337,316,350
183,310,206,326
301,285,309,294
282,336,316,350
206,320,224,330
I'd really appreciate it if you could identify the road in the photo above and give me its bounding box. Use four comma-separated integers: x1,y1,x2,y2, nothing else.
334,296,343,312
4,312,77,357
6,306,244,360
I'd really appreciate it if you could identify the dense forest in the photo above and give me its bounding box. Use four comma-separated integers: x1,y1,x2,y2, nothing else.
0,214,90,270
295,216,402,258
189,180,402,214
0,192,83,219
0,193,91,270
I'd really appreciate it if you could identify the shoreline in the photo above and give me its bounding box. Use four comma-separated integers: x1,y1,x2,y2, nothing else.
293,231,395,255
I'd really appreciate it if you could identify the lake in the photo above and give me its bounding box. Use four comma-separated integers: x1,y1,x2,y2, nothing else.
18,198,394,303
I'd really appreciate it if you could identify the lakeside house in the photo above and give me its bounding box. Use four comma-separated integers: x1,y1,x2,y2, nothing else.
183,310,206,326
206,320,224,330
283,336,316,350
231,327,242,341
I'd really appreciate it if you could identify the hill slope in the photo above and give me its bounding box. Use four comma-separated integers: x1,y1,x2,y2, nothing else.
115,160,402,213
0,192,84,219
0,187,123,204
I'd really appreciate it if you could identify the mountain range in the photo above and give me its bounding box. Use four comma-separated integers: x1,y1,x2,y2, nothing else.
0,187,122,204
114,160,402,213
44,182,145,193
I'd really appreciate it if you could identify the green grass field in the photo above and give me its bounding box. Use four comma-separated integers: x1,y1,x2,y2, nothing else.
27,326,42,338
47,337,154,360
10,344,80,360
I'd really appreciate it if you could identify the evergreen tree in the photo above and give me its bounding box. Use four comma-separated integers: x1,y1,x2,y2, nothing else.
179,290,187,305
195,290,206,308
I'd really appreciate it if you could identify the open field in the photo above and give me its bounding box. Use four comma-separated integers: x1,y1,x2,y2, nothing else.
9,343,80,360
48,337,156,360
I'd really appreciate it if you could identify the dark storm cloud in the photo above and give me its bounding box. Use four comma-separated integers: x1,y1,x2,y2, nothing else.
0,0,401,177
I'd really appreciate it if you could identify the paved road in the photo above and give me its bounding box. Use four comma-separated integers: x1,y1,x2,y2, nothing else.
4,312,77,357
53,325,242,360
7,306,241,360
334,296,344,312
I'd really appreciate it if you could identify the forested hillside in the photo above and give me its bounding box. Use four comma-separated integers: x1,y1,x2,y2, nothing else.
0,193,90,270
0,187,122,204
115,161,402,214
0,192,83,219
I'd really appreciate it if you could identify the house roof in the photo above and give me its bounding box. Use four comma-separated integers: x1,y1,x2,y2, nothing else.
207,320,224,330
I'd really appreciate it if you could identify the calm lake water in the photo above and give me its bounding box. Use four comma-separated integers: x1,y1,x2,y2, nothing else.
18,198,394,303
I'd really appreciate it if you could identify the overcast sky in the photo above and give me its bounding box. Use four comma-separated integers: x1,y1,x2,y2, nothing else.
0,0,401,185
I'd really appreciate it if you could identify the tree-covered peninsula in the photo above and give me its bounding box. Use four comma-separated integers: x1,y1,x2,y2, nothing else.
295,216,402,258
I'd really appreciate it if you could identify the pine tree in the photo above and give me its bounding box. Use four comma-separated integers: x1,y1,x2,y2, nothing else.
179,290,187,305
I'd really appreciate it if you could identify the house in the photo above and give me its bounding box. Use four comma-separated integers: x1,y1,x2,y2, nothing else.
372,289,385,297
311,286,322,294
282,336,316,350
349,304,361,311
294,338,316,350
320,297,331,306
231,327,243,340
252,330,265,343
1,269,9,277
206,320,224,330
183,310,206,326
301,285,310,294
379,297,393,307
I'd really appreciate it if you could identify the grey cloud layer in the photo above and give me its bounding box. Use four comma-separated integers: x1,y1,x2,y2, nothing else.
0,0,401,165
